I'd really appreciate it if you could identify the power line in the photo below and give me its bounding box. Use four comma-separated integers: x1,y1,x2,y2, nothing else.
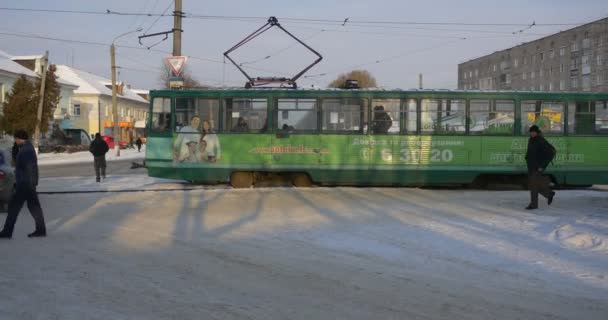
0,7,167,16
143,0,175,35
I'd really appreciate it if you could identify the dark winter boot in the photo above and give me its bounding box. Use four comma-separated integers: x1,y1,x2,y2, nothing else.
96,176,100,183
548,192,555,205
0,231,12,239
525,204,538,210
27,230,46,238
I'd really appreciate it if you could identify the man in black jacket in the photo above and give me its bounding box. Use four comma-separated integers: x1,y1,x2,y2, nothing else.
525,125,556,210
89,133,109,182
0,130,46,238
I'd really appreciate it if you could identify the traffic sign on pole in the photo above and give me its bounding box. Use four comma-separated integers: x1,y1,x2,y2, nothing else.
165,56,188,76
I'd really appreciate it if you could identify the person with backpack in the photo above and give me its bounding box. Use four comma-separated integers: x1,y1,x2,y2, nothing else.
89,133,110,183
135,137,143,152
525,125,556,210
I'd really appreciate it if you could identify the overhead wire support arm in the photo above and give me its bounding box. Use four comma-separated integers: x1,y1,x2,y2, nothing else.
138,30,172,46
223,16,323,89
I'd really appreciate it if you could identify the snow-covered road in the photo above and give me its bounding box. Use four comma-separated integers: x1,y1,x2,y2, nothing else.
1,186,607,319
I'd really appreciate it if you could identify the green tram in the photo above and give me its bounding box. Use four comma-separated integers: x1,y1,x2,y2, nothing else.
145,88,608,188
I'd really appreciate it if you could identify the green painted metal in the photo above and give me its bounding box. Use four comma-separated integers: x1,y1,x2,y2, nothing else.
145,89,608,186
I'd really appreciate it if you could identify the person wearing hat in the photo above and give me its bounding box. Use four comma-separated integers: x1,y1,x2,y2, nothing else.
0,129,46,238
525,125,556,210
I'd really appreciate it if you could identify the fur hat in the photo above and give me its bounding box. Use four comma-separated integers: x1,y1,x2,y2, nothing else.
529,125,541,133
13,129,29,140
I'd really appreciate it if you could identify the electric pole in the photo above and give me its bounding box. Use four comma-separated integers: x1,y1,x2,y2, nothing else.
111,43,120,156
419,73,423,90
173,0,183,56
33,51,49,153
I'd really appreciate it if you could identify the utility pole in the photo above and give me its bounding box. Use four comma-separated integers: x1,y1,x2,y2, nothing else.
33,51,49,154
173,0,183,56
419,73,423,90
111,43,120,156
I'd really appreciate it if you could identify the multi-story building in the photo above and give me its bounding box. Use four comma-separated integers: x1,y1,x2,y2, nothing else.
458,17,608,92
55,65,149,142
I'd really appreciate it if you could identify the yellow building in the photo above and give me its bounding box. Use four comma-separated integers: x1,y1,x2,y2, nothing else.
55,65,149,143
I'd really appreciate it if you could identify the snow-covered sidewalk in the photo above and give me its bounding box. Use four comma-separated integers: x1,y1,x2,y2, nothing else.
37,146,145,166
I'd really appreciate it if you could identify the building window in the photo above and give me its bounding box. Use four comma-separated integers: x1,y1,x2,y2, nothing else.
560,64,565,73
531,71,535,79
560,80,565,90
560,47,566,56
469,71,473,78
571,78,578,89
582,55,591,74
582,76,591,91
540,69,544,78
540,52,544,61
571,41,579,52
582,38,591,49
598,55,603,66
474,69,478,77
549,66,554,75
105,106,108,117
549,83,554,91
522,72,527,80
549,50,555,59
514,59,518,67
523,56,528,65
598,74,603,86
540,84,544,91
505,74,511,84
493,65,497,72
73,104,81,117
463,72,467,80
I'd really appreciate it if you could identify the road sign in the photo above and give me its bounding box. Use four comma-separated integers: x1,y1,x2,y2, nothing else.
165,56,188,76
169,77,184,88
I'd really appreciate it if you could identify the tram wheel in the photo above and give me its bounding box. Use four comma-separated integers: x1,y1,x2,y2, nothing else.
292,173,313,187
230,172,254,188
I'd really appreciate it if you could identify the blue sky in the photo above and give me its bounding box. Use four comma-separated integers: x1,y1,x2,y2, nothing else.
1,0,606,89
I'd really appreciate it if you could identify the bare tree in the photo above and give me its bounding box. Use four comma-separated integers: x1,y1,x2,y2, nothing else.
328,70,378,88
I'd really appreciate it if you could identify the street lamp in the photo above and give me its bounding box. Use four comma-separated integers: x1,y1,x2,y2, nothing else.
111,28,142,156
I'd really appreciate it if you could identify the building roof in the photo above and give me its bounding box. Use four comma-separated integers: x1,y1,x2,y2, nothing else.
0,49,40,78
55,65,148,104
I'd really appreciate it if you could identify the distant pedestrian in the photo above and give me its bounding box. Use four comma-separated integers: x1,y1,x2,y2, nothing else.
0,129,46,239
89,133,109,183
525,125,556,210
135,137,143,152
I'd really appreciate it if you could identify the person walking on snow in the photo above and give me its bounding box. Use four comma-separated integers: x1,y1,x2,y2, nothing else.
135,137,143,152
89,133,109,183
0,130,46,239
525,125,556,210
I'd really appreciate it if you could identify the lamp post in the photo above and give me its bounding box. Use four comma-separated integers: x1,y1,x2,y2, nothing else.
111,28,142,156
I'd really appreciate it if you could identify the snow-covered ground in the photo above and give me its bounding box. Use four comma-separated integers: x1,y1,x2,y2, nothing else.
37,146,145,165
1,184,607,319
37,174,201,193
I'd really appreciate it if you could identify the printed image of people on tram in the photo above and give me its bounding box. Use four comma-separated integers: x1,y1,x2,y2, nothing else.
173,116,221,164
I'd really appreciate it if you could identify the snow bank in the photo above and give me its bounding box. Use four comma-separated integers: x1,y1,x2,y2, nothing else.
37,146,145,165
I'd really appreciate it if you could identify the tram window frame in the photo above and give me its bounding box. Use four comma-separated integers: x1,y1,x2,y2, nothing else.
370,99,400,135
223,98,269,133
321,98,367,134
469,99,515,135
275,98,319,133
521,100,565,135
420,99,466,135
174,98,220,135
149,97,172,134
405,99,418,134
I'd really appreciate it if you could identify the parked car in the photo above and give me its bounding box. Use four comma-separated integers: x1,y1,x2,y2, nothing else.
101,136,127,149
0,148,15,212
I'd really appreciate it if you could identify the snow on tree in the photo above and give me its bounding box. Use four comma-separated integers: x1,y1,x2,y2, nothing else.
328,70,378,89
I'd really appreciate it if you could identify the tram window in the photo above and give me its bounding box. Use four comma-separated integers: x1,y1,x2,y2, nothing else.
569,101,608,135
150,97,171,133
174,98,219,134
406,99,417,133
596,101,608,134
321,98,366,133
224,98,268,132
521,101,564,135
371,99,400,134
277,99,318,132
420,99,466,134
470,100,514,135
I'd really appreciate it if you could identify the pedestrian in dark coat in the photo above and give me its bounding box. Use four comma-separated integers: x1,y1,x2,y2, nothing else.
0,129,46,239
135,137,143,152
11,142,19,167
89,133,109,183
525,125,556,210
